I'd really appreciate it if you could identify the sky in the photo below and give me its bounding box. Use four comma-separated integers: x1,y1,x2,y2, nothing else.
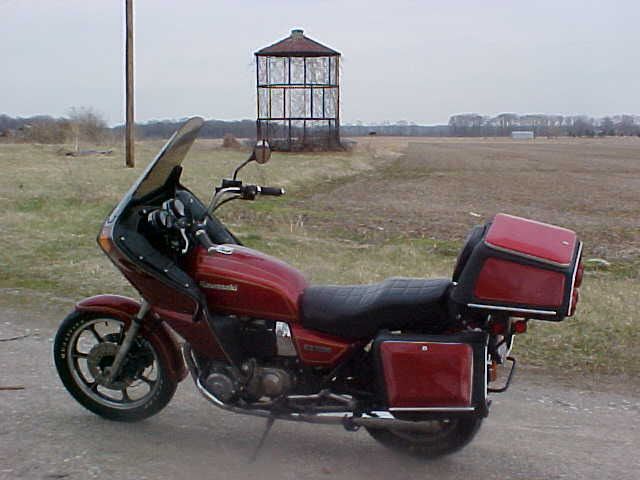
1,0,639,126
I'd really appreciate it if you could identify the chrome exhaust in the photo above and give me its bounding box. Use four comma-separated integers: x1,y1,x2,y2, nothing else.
183,344,474,433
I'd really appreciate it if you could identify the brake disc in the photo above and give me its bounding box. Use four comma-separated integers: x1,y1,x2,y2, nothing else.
87,342,127,390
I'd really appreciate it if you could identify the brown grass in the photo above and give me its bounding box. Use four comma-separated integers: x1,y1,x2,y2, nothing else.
302,137,640,264
1,136,638,376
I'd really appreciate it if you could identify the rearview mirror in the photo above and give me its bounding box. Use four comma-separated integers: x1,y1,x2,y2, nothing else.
232,140,272,180
253,140,271,164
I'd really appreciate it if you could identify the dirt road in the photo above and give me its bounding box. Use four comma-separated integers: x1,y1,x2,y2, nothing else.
1,302,638,480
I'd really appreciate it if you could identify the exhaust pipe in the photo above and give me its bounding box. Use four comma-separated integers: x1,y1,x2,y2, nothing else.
183,344,474,433
184,344,346,424
351,416,447,432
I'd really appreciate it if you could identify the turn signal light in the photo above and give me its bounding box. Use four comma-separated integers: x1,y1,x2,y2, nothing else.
98,226,114,254
489,361,498,382
513,320,527,334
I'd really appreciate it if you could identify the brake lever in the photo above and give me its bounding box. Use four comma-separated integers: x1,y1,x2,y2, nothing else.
178,227,189,254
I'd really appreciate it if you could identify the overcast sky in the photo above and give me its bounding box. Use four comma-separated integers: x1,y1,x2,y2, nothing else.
2,0,639,125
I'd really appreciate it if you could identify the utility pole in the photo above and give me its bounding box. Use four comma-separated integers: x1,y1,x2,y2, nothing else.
125,0,134,167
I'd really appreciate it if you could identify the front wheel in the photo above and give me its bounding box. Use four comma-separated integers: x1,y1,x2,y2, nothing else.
54,311,177,422
366,416,482,458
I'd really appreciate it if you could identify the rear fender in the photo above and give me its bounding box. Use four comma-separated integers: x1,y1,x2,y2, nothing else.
76,295,188,383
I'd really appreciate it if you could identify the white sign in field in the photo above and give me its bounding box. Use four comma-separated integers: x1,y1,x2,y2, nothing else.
511,131,535,139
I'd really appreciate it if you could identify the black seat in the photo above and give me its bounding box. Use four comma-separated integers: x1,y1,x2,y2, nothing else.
300,277,451,339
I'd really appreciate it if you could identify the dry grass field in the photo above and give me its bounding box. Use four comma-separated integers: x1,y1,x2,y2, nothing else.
1,136,638,377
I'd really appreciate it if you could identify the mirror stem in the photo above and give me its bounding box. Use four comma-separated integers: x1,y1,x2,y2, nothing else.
233,153,255,180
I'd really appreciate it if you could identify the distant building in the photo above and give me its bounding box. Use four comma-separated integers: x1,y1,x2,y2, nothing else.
511,131,534,140
255,29,341,151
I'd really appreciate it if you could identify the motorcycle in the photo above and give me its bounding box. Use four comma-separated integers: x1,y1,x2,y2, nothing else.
54,117,584,458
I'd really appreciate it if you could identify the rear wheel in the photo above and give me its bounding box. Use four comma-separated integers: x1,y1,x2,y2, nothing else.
54,311,177,422
366,416,482,458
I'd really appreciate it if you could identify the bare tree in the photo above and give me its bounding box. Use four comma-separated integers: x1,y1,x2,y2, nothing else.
616,115,638,136
67,107,108,151
600,117,615,136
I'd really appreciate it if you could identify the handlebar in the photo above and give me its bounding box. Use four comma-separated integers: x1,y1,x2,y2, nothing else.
259,186,285,196
208,179,285,215
239,184,285,200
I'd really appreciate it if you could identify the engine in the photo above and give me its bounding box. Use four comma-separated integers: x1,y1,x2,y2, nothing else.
204,359,294,403
240,359,293,401
203,319,296,404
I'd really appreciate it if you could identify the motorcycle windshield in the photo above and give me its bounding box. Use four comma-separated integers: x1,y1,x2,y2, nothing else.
130,116,204,201
104,117,204,225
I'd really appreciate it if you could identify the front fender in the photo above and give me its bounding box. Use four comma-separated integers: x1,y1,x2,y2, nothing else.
76,295,188,383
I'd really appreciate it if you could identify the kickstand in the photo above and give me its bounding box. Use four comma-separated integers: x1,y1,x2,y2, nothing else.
249,416,276,463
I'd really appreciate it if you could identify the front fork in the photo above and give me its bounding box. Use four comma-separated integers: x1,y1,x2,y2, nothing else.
105,300,150,383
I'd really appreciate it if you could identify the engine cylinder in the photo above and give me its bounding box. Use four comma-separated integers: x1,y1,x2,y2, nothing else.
242,361,292,400
205,372,236,403
261,368,292,397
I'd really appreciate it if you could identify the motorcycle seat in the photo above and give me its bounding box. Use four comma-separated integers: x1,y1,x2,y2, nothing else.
300,277,451,339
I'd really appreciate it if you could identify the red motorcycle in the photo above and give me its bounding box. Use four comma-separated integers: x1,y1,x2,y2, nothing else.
54,118,584,458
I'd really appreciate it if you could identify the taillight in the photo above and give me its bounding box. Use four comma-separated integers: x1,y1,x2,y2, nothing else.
568,258,583,316
575,260,584,288
513,320,527,334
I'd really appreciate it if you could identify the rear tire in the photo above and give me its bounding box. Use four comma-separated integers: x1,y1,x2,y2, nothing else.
366,416,482,459
54,311,177,422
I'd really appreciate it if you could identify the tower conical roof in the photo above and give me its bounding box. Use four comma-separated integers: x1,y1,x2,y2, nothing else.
256,29,340,57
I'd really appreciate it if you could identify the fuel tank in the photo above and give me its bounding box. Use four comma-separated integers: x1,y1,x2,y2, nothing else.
187,245,309,322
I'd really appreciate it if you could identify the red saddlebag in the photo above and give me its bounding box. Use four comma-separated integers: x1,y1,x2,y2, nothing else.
373,331,488,413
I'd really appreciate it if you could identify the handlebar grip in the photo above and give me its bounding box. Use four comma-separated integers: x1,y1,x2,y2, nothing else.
260,186,285,196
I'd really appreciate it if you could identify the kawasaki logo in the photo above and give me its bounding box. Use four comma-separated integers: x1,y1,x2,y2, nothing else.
199,281,238,292
303,344,333,353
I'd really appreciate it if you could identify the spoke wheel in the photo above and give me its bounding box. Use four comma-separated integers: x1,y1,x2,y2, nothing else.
54,311,177,422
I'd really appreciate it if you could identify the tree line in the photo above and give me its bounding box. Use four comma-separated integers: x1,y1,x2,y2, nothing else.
2,111,639,143
448,113,640,137
0,109,108,145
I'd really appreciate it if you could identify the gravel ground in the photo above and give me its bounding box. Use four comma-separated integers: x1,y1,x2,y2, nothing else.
1,303,639,480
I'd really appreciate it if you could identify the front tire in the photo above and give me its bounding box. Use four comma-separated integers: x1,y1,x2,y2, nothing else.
366,416,482,459
54,311,177,422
